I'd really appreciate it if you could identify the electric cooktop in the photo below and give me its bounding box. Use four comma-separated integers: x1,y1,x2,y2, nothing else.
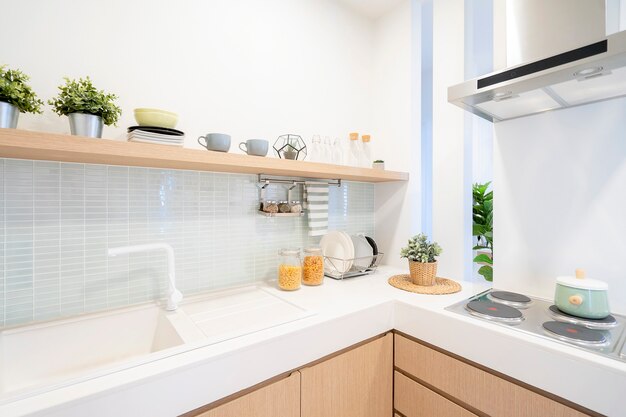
446,289,626,362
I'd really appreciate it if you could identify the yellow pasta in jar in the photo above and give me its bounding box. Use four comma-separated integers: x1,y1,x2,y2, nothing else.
303,255,324,285
279,264,302,290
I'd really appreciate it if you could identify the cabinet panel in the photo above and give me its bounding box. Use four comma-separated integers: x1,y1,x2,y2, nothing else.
394,334,590,417
394,371,477,417
301,333,393,417
195,372,300,417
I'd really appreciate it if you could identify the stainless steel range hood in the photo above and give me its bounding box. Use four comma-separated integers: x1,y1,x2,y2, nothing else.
448,30,626,122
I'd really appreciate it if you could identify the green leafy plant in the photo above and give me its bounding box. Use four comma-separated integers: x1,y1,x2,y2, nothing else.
374,160,384,163
48,77,121,126
400,233,442,263
473,181,493,281
0,65,43,114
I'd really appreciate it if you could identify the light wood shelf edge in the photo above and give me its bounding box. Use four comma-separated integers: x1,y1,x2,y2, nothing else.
0,129,409,183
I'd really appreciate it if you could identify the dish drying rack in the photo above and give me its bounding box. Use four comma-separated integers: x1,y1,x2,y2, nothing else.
324,253,384,280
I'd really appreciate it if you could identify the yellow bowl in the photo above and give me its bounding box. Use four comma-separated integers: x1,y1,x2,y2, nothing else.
133,108,178,128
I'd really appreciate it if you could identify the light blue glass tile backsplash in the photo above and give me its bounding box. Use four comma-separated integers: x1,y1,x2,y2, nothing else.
0,158,375,327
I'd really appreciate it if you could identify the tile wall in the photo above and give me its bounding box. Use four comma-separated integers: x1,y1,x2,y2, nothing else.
0,159,375,327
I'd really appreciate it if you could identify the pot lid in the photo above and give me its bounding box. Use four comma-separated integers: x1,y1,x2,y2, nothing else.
556,269,608,290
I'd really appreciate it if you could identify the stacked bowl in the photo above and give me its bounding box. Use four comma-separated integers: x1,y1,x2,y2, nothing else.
127,108,184,146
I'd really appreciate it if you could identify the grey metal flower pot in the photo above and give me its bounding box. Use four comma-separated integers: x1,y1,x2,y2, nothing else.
68,113,103,138
0,101,19,129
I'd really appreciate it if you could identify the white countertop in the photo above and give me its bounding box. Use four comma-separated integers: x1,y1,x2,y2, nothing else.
3,266,626,417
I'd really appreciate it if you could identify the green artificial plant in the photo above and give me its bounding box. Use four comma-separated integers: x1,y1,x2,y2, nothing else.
473,181,493,281
400,233,442,263
48,77,121,126
0,65,44,113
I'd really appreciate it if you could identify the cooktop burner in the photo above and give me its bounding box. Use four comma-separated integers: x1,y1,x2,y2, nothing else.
465,300,524,323
548,305,618,329
445,289,626,363
543,321,608,346
488,291,532,308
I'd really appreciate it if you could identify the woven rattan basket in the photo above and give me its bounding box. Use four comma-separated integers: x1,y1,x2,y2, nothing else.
408,260,437,286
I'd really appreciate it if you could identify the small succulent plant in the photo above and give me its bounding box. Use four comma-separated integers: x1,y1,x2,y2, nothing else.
400,233,442,263
48,77,121,126
0,65,44,114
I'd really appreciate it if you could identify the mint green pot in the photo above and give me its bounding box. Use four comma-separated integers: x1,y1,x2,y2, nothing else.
554,283,610,319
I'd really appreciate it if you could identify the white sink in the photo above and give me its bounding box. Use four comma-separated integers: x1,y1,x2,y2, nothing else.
0,304,183,400
0,285,313,402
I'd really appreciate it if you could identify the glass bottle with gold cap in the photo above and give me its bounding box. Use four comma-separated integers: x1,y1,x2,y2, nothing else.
346,132,360,167
360,134,372,168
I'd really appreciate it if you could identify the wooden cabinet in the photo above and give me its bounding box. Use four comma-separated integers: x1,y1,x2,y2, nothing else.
394,334,594,417
394,371,477,417
186,332,597,417
191,372,300,417
300,333,393,417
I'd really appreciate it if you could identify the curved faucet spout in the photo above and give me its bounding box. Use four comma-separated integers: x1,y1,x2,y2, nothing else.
107,243,182,311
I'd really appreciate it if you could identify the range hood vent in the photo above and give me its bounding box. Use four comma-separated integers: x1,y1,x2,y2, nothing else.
448,30,626,122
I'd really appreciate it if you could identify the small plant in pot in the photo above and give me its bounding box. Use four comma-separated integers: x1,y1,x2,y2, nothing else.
48,77,121,138
372,160,385,170
400,233,442,286
0,65,44,128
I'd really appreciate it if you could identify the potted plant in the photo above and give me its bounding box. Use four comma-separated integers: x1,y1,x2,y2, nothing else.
372,160,385,170
48,77,121,138
472,182,493,281
0,65,43,128
400,233,442,286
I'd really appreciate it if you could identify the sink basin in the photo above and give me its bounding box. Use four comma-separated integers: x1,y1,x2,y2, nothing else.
0,285,314,402
179,286,314,344
0,304,183,399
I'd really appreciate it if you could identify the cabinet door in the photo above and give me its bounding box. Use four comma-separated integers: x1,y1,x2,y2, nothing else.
395,334,592,417
394,371,477,417
195,372,300,417
300,333,393,417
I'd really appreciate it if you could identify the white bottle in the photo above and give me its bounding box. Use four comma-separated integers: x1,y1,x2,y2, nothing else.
360,135,372,168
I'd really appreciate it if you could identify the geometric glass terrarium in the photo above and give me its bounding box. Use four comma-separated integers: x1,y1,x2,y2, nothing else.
273,134,307,160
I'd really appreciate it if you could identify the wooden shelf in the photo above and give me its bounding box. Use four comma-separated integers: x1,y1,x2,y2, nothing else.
0,129,408,183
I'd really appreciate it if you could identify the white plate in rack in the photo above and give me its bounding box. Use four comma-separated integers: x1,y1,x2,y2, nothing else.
320,231,355,274
350,234,374,268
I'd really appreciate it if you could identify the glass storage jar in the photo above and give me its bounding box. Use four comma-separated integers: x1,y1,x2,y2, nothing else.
303,247,324,286
263,200,279,214
278,200,291,213
278,249,302,291
290,200,302,214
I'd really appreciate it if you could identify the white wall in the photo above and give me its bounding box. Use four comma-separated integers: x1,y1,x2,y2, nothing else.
494,98,626,314
2,0,374,151
372,0,421,268
432,0,467,279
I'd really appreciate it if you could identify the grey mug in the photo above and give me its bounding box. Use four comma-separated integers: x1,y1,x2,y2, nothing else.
239,139,269,156
198,133,231,152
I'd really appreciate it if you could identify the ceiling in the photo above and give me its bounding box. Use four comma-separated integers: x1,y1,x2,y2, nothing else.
336,0,405,19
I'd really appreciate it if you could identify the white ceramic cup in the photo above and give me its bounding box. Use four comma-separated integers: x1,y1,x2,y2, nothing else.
198,133,231,152
239,139,269,156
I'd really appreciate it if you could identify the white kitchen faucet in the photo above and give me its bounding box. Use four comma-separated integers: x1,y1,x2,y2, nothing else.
107,243,183,311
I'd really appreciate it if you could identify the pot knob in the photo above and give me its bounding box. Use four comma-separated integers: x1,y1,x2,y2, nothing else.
569,295,583,306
